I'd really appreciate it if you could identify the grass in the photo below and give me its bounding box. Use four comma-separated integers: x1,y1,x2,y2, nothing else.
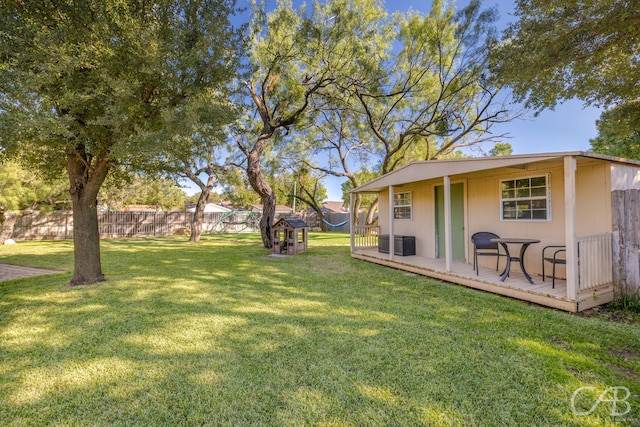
0,232,639,426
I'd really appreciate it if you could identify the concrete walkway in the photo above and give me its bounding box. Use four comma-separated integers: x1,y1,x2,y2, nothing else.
0,263,62,282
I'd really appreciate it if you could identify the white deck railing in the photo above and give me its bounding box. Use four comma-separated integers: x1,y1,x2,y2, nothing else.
578,233,613,291
353,225,379,249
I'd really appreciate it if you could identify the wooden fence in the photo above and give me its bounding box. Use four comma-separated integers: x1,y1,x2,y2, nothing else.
612,189,640,294
302,212,351,233
6,210,261,241
3,209,366,242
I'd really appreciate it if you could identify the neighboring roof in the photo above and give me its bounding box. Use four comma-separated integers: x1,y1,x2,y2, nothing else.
252,204,294,213
352,152,640,193
322,201,349,213
185,203,231,213
274,217,309,229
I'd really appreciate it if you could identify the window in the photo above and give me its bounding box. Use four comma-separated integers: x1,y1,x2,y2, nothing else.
393,192,412,219
500,175,550,221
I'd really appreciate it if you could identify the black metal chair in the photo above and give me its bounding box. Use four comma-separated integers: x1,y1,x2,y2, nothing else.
542,245,566,288
471,232,506,276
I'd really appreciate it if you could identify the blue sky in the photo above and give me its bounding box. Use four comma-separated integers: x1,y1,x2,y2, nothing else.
228,0,604,201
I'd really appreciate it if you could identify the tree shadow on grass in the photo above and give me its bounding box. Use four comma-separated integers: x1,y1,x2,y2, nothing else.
0,239,638,425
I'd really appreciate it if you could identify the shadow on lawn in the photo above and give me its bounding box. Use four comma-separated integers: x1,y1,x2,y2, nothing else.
0,238,638,425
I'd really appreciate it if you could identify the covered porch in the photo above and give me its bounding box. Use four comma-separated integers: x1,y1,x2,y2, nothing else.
350,229,615,313
347,154,623,312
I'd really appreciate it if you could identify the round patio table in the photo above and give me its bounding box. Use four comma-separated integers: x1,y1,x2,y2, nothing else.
491,238,541,285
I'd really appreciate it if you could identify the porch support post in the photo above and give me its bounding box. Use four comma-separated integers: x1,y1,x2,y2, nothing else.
564,156,578,301
349,192,355,253
444,175,452,272
388,185,394,260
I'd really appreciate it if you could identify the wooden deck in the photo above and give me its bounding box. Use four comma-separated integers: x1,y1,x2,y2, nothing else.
351,248,614,312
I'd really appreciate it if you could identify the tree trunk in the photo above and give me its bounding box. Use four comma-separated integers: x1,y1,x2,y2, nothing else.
260,192,276,248
352,193,362,226
245,145,276,248
293,189,326,231
69,191,105,286
67,146,110,286
189,191,209,242
188,167,216,243
318,211,328,231
366,198,379,225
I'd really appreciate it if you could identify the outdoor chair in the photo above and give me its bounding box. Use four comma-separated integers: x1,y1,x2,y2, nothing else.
542,245,566,288
471,232,506,276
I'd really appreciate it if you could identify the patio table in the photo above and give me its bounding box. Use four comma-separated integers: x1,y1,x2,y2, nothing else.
491,238,541,285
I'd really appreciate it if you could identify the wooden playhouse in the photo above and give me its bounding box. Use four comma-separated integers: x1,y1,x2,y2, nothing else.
272,218,309,255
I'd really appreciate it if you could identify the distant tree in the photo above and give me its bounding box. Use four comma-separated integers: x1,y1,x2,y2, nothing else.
489,143,513,157
270,172,299,212
185,194,201,206
175,134,238,242
0,160,69,240
184,191,226,207
492,0,640,110
292,170,328,229
590,101,640,160
218,167,261,210
100,174,186,211
0,0,243,285
340,169,379,225
138,179,186,211
0,161,68,212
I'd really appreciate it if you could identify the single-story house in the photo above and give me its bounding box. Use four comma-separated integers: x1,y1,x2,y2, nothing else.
349,152,640,312
251,204,294,216
185,203,231,213
321,201,350,213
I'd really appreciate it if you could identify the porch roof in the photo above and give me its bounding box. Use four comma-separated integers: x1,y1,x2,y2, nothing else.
352,151,640,193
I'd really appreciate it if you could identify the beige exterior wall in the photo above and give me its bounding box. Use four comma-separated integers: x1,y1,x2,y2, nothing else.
378,182,438,258
575,161,612,236
376,158,614,276
466,163,564,273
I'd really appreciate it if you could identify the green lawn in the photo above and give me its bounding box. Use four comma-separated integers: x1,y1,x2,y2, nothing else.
1,233,639,426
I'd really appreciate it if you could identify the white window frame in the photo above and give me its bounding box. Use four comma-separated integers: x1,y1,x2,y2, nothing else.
500,174,551,221
393,191,412,220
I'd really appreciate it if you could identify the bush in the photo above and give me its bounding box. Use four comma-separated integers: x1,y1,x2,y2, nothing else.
609,289,640,313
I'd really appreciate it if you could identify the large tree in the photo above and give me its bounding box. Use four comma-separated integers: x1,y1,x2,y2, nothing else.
352,0,510,171
0,0,242,285
492,0,640,110
238,0,388,247
590,100,640,160
295,106,380,224
298,0,511,224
